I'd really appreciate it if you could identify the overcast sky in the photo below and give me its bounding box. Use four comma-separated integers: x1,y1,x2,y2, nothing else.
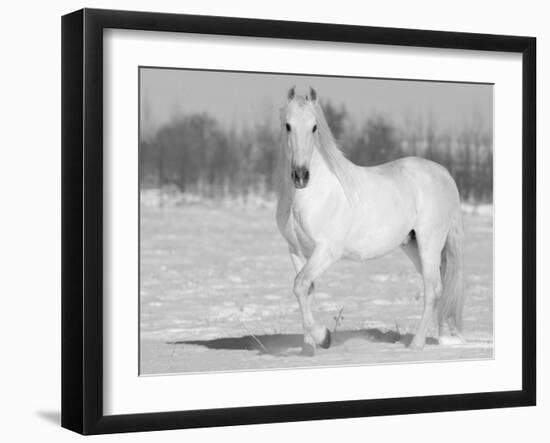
140,67,493,137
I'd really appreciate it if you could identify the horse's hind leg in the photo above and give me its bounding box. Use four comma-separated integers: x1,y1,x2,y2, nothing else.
410,231,446,349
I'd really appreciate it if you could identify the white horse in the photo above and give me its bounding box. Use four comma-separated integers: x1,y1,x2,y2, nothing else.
276,86,465,355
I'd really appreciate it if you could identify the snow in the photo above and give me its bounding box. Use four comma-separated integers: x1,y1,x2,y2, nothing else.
140,200,493,374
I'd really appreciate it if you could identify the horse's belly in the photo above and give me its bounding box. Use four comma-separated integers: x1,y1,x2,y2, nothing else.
343,200,414,261
343,227,409,261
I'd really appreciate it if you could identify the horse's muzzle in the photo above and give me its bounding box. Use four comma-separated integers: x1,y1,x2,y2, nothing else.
291,166,310,189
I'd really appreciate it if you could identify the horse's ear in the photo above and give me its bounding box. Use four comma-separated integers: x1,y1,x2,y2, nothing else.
287,86,296,101
309,87,317,102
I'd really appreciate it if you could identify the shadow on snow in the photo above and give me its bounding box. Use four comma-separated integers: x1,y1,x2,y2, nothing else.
168,328,439,357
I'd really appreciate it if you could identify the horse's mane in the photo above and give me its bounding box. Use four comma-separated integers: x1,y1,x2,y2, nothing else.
310,101,359,202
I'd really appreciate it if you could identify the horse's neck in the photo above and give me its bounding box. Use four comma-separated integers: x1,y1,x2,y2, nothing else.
309,145,333,181
309,144,365,207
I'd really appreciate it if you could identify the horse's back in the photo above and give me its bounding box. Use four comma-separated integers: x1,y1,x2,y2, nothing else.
371,156,459,199
374,156,453,182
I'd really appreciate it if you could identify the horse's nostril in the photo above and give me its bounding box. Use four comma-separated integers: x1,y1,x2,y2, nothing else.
291,167,309,187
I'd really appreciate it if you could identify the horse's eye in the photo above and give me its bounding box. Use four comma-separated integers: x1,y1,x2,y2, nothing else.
312,124,317,133
285,123,291,132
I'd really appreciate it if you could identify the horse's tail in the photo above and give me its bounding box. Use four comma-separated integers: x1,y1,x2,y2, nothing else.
439,210,465,331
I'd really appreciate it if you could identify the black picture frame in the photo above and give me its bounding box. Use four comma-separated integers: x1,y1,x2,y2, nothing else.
61,8,536,435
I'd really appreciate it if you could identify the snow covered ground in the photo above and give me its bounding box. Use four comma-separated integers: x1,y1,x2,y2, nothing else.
139,197,493,375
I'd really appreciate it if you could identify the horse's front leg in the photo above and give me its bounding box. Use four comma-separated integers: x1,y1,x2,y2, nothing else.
291,245,339,355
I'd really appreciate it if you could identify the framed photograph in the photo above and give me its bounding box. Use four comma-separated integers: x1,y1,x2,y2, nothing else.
61,8,536,435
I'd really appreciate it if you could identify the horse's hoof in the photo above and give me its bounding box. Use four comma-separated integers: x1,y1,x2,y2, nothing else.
319,328,331,349
300,343,315,357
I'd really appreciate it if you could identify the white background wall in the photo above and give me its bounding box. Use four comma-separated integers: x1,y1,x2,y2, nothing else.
0,1,545,441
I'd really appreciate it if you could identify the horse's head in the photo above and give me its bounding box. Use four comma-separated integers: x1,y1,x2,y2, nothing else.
282,86,319,189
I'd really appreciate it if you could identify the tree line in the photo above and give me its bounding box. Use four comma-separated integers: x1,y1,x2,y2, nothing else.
140,101,493,202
